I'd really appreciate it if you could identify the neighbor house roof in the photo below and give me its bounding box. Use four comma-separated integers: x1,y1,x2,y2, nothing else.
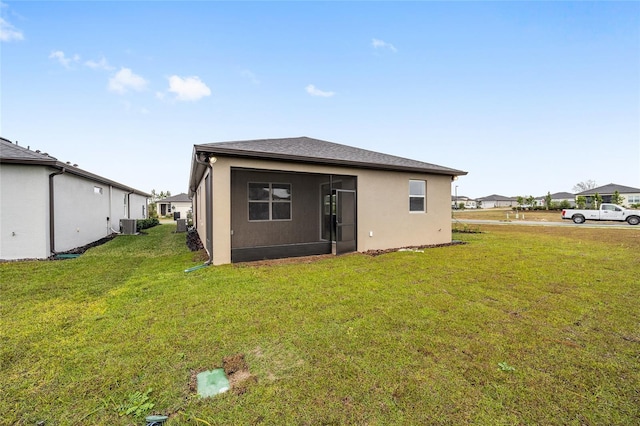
476,194,515,201
0,137,151,197
158,193,191,203
576,183,640,196
190,136,467,193
534,192,575,199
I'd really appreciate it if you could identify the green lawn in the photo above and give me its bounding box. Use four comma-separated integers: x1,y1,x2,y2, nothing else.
1,224,639,425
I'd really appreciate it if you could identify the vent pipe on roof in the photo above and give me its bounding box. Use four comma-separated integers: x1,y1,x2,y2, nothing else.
49,167,66,256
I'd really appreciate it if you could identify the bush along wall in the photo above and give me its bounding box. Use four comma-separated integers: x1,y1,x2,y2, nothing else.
136,218,160,231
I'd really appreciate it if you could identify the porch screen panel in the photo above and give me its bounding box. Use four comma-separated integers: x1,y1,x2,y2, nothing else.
248,183,270,221
272,183,292,220
248,182,291,221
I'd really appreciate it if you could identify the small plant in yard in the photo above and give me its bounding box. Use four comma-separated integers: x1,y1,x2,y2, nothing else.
498,362,516,372
136,217,160,231
115,388,155,418
452,222,482,234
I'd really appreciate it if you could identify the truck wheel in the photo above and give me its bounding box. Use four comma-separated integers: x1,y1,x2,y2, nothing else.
627,216,640,226
572,215,585,224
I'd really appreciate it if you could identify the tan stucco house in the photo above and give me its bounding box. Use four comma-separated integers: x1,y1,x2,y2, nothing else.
188,137,467,265
575,183,640,207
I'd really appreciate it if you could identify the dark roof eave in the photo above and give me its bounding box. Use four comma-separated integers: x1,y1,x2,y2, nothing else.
1,158,151,198
193,145,468,177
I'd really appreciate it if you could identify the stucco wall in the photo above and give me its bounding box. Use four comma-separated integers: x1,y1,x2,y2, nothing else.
0,165,50,259
1,163,148,259
53,176,148,252
53,173,113,252
128,193,149,219
199,157,455,265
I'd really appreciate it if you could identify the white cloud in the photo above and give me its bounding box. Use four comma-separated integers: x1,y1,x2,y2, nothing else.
0,16,23,42
108,67,148,94
305,84,335,98
85,56,114,71
372,38,397,53
49,50,80,68
167,75,211,101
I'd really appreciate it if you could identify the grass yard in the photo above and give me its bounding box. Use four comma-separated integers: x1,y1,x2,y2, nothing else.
1,224,639,425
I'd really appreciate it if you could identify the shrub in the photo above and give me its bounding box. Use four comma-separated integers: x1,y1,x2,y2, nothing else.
136,218,159,231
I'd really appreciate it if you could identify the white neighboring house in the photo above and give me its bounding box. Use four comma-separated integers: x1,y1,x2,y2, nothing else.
533,192,576,208
476,194,517,209
0,137,150,260
155,193,192,220
451,195,477,209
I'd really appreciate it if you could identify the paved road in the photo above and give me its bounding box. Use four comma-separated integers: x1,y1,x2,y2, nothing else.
452,218,638,229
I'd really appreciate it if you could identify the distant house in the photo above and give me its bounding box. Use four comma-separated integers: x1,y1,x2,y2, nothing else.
451,195,477,209
575,183,640,207
534,192,576,208
476,194,517,209
155,193,192,219
188,137,467,265
0,137,150,260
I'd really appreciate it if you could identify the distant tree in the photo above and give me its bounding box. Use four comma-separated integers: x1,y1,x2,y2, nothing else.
576,196,587,209
544,192,552,210
559,200,572,209
592,193,603,209
525,195,536,209
610,191,624,206
150,189,172,202
516,196,525,209
149,189,173,218
573,180,597,193
149,203,158,219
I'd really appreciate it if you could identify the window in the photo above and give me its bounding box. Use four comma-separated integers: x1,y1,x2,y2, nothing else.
94,186,103,195
248,182,291,221
627,195,640,204
409,180,426,212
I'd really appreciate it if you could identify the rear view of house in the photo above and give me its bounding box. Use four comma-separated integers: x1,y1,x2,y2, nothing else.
0,137,150,260
155,193,192,220
188,137,467,265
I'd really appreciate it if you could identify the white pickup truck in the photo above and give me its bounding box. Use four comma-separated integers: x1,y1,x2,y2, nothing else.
561,203,640,225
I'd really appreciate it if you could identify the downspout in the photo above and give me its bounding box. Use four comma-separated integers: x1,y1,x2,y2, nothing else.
48,167,66,256
190,153,213,267
126,190,134,218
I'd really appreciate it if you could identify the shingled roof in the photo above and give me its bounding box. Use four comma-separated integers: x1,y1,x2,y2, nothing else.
0,137,59,164
193,137,467,176
0,137,150,197
576,183,640,195
159,193,191,203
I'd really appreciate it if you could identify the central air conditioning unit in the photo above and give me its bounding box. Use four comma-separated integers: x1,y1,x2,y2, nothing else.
120,219,137,235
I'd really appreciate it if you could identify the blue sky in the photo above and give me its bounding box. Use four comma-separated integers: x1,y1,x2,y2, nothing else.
2,1,639,198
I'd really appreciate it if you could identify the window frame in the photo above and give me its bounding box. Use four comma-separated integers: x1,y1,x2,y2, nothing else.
248,182,292,222
409,179,426,213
